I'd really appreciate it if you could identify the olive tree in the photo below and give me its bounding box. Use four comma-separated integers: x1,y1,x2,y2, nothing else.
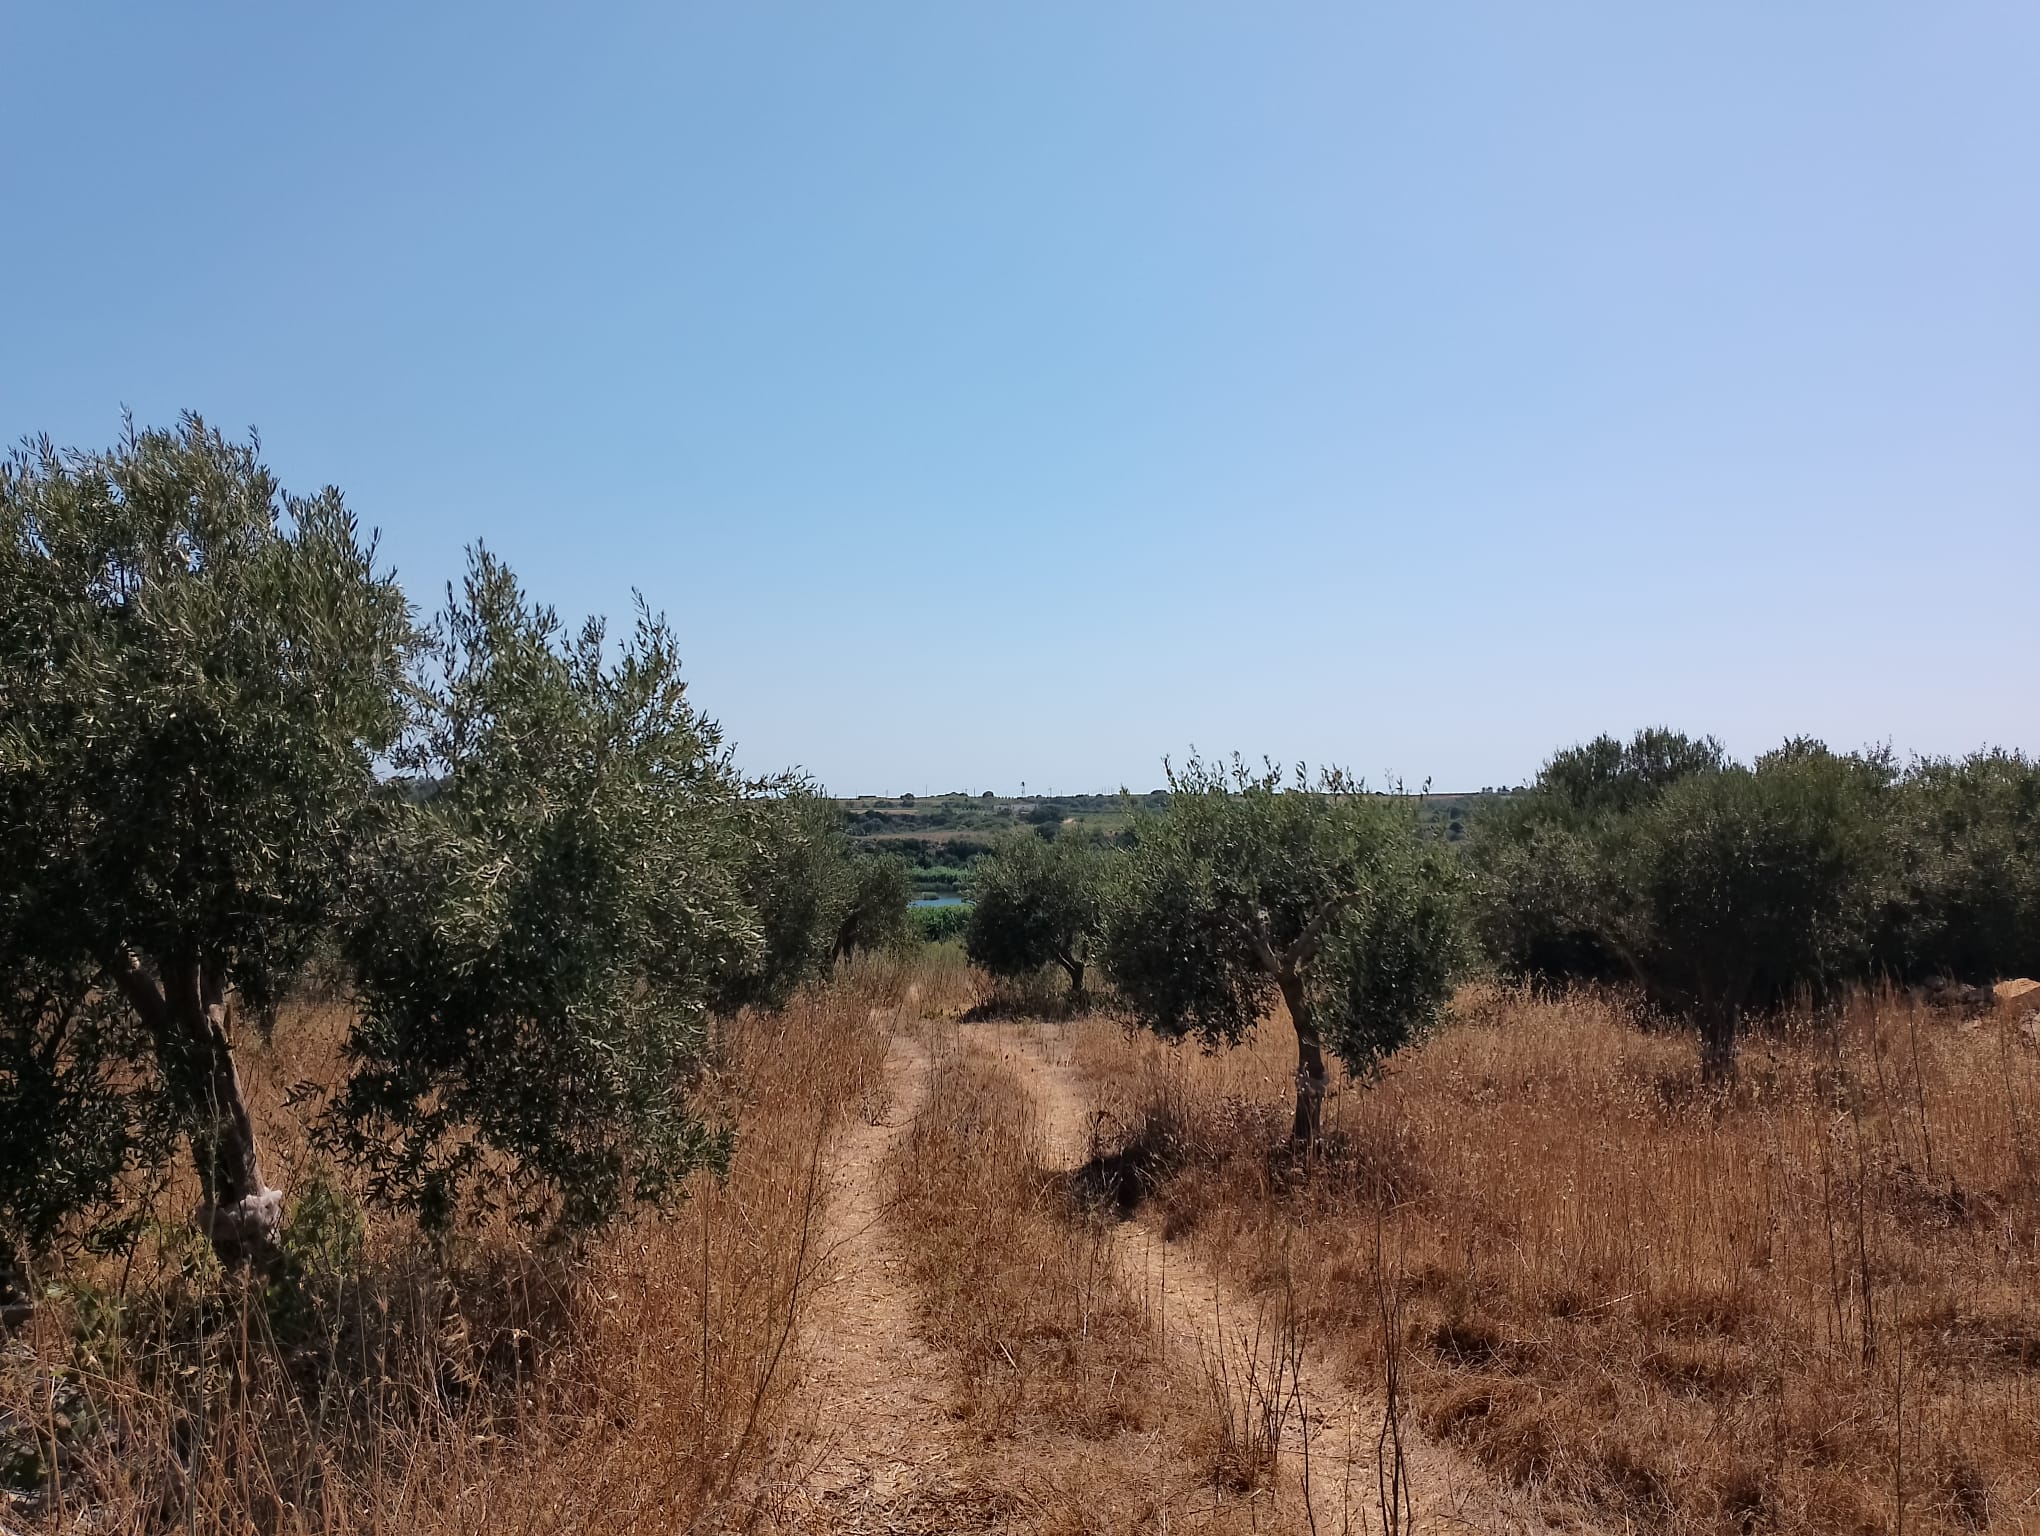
0,418,411,1264
334,552,754,1234
1880,749,2040,984
715,788,857,1013
1467,728,1726,987
715,794,914,1012
1104,757,1462,1141
1608,741,1890,1079
834,853,914,960
965,831,1111,1002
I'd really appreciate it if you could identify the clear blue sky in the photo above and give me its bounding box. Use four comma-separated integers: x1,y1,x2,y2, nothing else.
6,5,2035,794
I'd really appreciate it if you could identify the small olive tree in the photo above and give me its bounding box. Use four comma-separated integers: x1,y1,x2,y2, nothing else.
716,787,856,1013
1,417,411,1264
965,831,1111,1002
1103,756,1462,1141
834,853,914,960
334,552,755,1234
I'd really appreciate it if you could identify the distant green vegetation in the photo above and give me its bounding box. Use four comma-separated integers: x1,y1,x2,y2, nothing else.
909,903,971,943
841,787,1516,897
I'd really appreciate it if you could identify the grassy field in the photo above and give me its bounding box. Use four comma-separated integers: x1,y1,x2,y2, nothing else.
15,957,2031,1533
1063,986,2040,1533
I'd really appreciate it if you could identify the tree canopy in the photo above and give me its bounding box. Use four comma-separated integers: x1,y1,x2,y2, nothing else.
334,551,754,1234
1,417,895,1263
1466,728,1727,987
964,830,1112,1002
0,416,412,1262
1880,749,2040,984
1608,742,1890,1075
1104,756,1462,1140
1470,729,1899,1077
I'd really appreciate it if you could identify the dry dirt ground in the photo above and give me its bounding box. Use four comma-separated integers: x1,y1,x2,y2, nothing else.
771,1021,1594,1535
766,1030,1002,1533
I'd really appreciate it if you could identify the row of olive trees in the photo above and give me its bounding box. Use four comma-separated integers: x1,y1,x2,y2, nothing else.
965,729,2038,1113
1466,727,2040,1077
0,417,909,1271
966,757,1464,1139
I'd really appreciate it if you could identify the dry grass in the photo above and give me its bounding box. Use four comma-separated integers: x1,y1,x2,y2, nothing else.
887,1036,1148,1446
884,1029,1286,1534
0,946,965,1535
19,948,2030,1534
1070,986,2040,1535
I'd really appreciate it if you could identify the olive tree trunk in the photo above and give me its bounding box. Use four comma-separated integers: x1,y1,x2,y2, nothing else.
1693,967,1752,1086
1698,1002,1739,1084
1246,900,1352,1147
112,952,283,1267
1054,950,1086,1006
1278,975,1328,1144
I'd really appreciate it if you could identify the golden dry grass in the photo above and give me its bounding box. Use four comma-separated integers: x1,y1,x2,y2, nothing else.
1068,986,2040,1534
15,949,2034,1535
882,1027,1315,1535
0,947,969,1535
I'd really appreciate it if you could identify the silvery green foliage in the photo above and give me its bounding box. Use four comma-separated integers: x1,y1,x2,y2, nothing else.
1470,730,1896,1076
1881,749,2040,983
0,416,411,1258
835,852,915,960
0,970,177,1257
335,551,754,1233
1610,742,1892,1074
719,788,846,1012
1104,755,1461,1137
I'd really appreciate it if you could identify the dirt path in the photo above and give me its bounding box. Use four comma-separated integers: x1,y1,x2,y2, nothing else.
982,1021,1594,1536
768,1030,979,1535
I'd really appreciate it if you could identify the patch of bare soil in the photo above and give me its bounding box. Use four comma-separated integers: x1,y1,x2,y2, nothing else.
985,1020,1597,1536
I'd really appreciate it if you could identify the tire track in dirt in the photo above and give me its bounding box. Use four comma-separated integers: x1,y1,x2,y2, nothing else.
985,1020,1597,1536
767,1029,988,1534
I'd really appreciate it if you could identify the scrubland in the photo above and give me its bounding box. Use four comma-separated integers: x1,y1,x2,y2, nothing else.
0,951,967,1535
8,956,2037,1535
1066,986,2040,1534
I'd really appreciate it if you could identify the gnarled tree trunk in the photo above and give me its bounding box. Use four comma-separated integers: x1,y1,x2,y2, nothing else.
1279,975,1328,1144
1245,896,1353,1147
111,951,282,1267
1054,949,1086,1006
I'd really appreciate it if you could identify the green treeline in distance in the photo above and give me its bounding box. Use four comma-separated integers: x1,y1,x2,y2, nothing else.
843,787,1496,898
1465,728,2040,1076
943,740,2037,1129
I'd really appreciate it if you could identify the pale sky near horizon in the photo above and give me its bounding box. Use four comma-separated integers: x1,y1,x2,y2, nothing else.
4,5,2035,794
